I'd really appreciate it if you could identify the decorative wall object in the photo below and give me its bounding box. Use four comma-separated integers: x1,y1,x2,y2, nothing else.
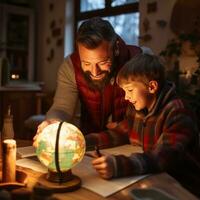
46,0,64,62
52,28,61,37
139,34,152,42
140,17,152,42
47,48,54,62
50,20,56,29
143,17,150,33
56,38,63,47
49,2,54,11
156,20,167,28
147,2,157,13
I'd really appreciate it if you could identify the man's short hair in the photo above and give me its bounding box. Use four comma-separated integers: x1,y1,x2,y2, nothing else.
117,54,165,88
76,17,117,49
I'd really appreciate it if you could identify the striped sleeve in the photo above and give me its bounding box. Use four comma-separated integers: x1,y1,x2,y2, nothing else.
112,105,199,177
85,118,130,150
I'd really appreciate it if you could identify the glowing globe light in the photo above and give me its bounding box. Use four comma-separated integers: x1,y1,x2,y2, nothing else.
36,121,85,192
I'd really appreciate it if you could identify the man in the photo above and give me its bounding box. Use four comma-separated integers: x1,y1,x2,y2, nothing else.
34,17,141,143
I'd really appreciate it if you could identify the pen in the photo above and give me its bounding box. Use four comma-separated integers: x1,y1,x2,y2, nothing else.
95,145,102,157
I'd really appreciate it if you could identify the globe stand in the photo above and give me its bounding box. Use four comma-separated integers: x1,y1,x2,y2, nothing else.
38,170,81,193
47,169,73,182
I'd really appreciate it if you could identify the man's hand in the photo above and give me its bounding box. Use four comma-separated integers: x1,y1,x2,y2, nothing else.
33,119,59,147
92,155,115,179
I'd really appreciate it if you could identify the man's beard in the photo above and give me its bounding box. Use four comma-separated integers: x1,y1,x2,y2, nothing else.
82,70,111,91
81,55,117,91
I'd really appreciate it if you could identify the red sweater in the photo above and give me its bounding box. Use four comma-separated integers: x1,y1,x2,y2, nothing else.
71,37,141,134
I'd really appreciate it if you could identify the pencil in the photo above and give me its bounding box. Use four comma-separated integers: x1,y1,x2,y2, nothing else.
85,152,95,158
95,145,102,157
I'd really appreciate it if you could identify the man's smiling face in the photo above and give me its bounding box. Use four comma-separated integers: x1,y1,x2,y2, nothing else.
78,40,113,90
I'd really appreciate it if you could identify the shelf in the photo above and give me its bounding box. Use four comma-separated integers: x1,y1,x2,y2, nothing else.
0,4,35,81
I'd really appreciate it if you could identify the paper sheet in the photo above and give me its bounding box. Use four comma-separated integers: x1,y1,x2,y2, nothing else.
17,146,36,158
16,157,47,173
16,145,147,197
73,156,147,197
90,144,143,156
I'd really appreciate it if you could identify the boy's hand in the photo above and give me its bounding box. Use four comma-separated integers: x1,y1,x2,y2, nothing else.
92,155,114,179
106,122,118,129
32,119,59,148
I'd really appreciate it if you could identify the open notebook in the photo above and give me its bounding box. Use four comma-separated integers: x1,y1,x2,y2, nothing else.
17,146,36,158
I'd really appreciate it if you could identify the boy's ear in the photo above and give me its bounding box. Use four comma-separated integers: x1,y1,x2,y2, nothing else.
148,80,158,94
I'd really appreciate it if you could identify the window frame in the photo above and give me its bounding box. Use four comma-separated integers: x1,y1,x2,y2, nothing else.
74,0,139,45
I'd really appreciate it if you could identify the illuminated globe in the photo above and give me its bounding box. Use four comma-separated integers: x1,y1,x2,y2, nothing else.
36,122,85,173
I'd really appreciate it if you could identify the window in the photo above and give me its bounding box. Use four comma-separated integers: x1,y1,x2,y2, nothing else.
74,0,139,45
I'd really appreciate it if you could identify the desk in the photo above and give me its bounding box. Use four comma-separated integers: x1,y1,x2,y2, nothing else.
0,141,198,200
16,167,199,200
14,140,199,200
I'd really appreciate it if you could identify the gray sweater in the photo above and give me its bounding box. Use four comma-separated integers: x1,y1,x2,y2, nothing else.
46,56,81,127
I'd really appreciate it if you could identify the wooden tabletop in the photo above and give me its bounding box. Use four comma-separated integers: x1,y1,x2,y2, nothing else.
16,166,198,200
2,140,199,200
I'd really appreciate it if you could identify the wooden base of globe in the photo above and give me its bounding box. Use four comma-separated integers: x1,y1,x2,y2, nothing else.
38,172,81,193
46,169,73,183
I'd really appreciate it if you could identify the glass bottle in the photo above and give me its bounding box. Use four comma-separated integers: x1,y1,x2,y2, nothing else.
2,105,14,140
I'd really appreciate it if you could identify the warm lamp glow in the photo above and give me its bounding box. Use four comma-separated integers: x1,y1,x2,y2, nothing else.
11,74,20,80
36,121,85,192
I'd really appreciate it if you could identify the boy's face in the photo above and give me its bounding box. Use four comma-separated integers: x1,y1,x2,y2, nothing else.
121,80,157,111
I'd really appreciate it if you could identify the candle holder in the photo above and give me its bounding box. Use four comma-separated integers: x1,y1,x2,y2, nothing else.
0,139,28,190
0,170,28,190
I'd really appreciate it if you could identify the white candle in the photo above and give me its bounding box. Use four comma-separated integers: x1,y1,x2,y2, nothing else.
2,139,16,182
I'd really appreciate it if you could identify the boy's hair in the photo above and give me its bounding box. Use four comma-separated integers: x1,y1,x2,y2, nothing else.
117,54,165,88
76,17,117,49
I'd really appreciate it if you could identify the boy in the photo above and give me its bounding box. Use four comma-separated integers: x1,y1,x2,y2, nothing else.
85,54,200,196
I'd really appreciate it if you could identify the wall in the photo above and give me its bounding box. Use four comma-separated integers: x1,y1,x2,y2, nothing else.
36,0,66,92
139,0,177,55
